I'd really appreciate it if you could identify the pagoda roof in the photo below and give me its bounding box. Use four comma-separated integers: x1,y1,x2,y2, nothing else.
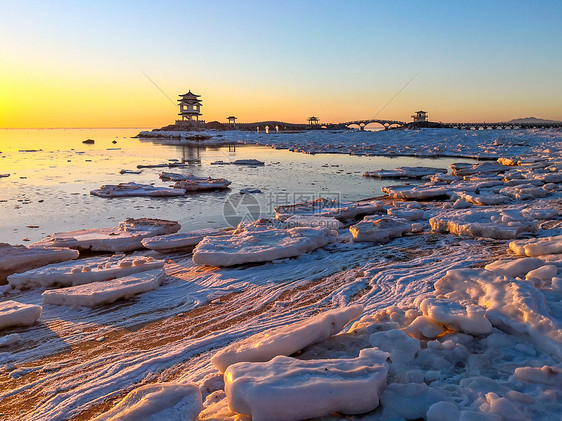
227,116,237,119
178,98,203,102
179,90,201,97
414,110,428,113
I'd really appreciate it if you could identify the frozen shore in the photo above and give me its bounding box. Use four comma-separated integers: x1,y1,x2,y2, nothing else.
0,128,561,421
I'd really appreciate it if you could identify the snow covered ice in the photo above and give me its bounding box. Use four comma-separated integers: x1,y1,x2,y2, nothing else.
32,218,181,252
363,166,447,179
0,300,42,330
224,348,388,421
192,227,336,267
430,208,537,239
7,255,164,289
275,197,383,221
212,305,363,372
42,269,166,307
92,383,202,421
0,243,79,281
141,228,224,253
90,182,187,197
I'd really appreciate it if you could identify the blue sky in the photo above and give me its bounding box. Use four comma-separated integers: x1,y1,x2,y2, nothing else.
1,0,561,126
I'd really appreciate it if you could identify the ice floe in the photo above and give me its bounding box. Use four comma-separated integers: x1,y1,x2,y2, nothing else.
364,166,447,179
350,216,412,243
91,182,186,197
192,227,336,267
141,228,224,253
32,218,181,252
509,235,562,257
224,348,388,421
430,208,537,239
174,177,231,191
0,300,42,330
92,383,202,421
8,255,164,289
382,184,450,200
450,162,509,177
275,198,383,221
42,269,166,307
0,243,79,281
211,305,363,372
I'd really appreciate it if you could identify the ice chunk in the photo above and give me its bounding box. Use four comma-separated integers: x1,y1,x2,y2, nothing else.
509,235,562,257
382,184,450,200
174,176,231,191
42,269,165,307
484,258,545,278
427,401,460,421
0,300,42,330
192,227,335,267
350,217,411,243
526,264,557,283
435,269,562,359
90,182,186,197
363,166,447,179
430,208,537,239
380,383,450,420
419,298,492,335
32,218,181,252
8,256,164,289
369,329,421,363
520,208,558,220
211,305,363,372
450,162,508,177
232,159,264,166
92,383,202,421
141,228,224,253
224,348,388,421
513,365,562,386
404,315,447,340
499,184,548,200
275,198,382,221
0,243,79,281
387,207,425,220
284,215,343,230
457,192,510,206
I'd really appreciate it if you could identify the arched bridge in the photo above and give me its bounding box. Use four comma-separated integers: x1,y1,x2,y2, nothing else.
344,119,406,130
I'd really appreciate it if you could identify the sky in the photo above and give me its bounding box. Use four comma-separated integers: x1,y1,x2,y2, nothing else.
1,0,561,128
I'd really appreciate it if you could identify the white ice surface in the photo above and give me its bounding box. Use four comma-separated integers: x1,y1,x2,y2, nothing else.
92,383,202,421
211,305,363,372
32,218,181,252
0,300,42,330
350,217,412,243
193,227,336,267
363,166,447,179
509,235,562,257
275,198,383,222
224,348,388,421
0,243,79,280
174,177,231,191
141,228,224,253
430,208,537,239
8,255,164,289
90,182,186,197
42,269,166,307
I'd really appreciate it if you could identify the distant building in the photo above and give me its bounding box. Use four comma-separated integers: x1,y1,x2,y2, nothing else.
411,110,428,123
307,116,320,125
178,91,202,123
227,116,237,125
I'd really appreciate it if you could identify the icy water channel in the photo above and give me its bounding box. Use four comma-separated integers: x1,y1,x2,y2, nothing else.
0,128,476,244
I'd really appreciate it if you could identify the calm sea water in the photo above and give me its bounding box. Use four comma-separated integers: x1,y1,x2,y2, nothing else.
0,128,463,244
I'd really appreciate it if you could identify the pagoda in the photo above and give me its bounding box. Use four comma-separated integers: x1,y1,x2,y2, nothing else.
178,91,202,124
411,110,428,123
307,116,320,125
